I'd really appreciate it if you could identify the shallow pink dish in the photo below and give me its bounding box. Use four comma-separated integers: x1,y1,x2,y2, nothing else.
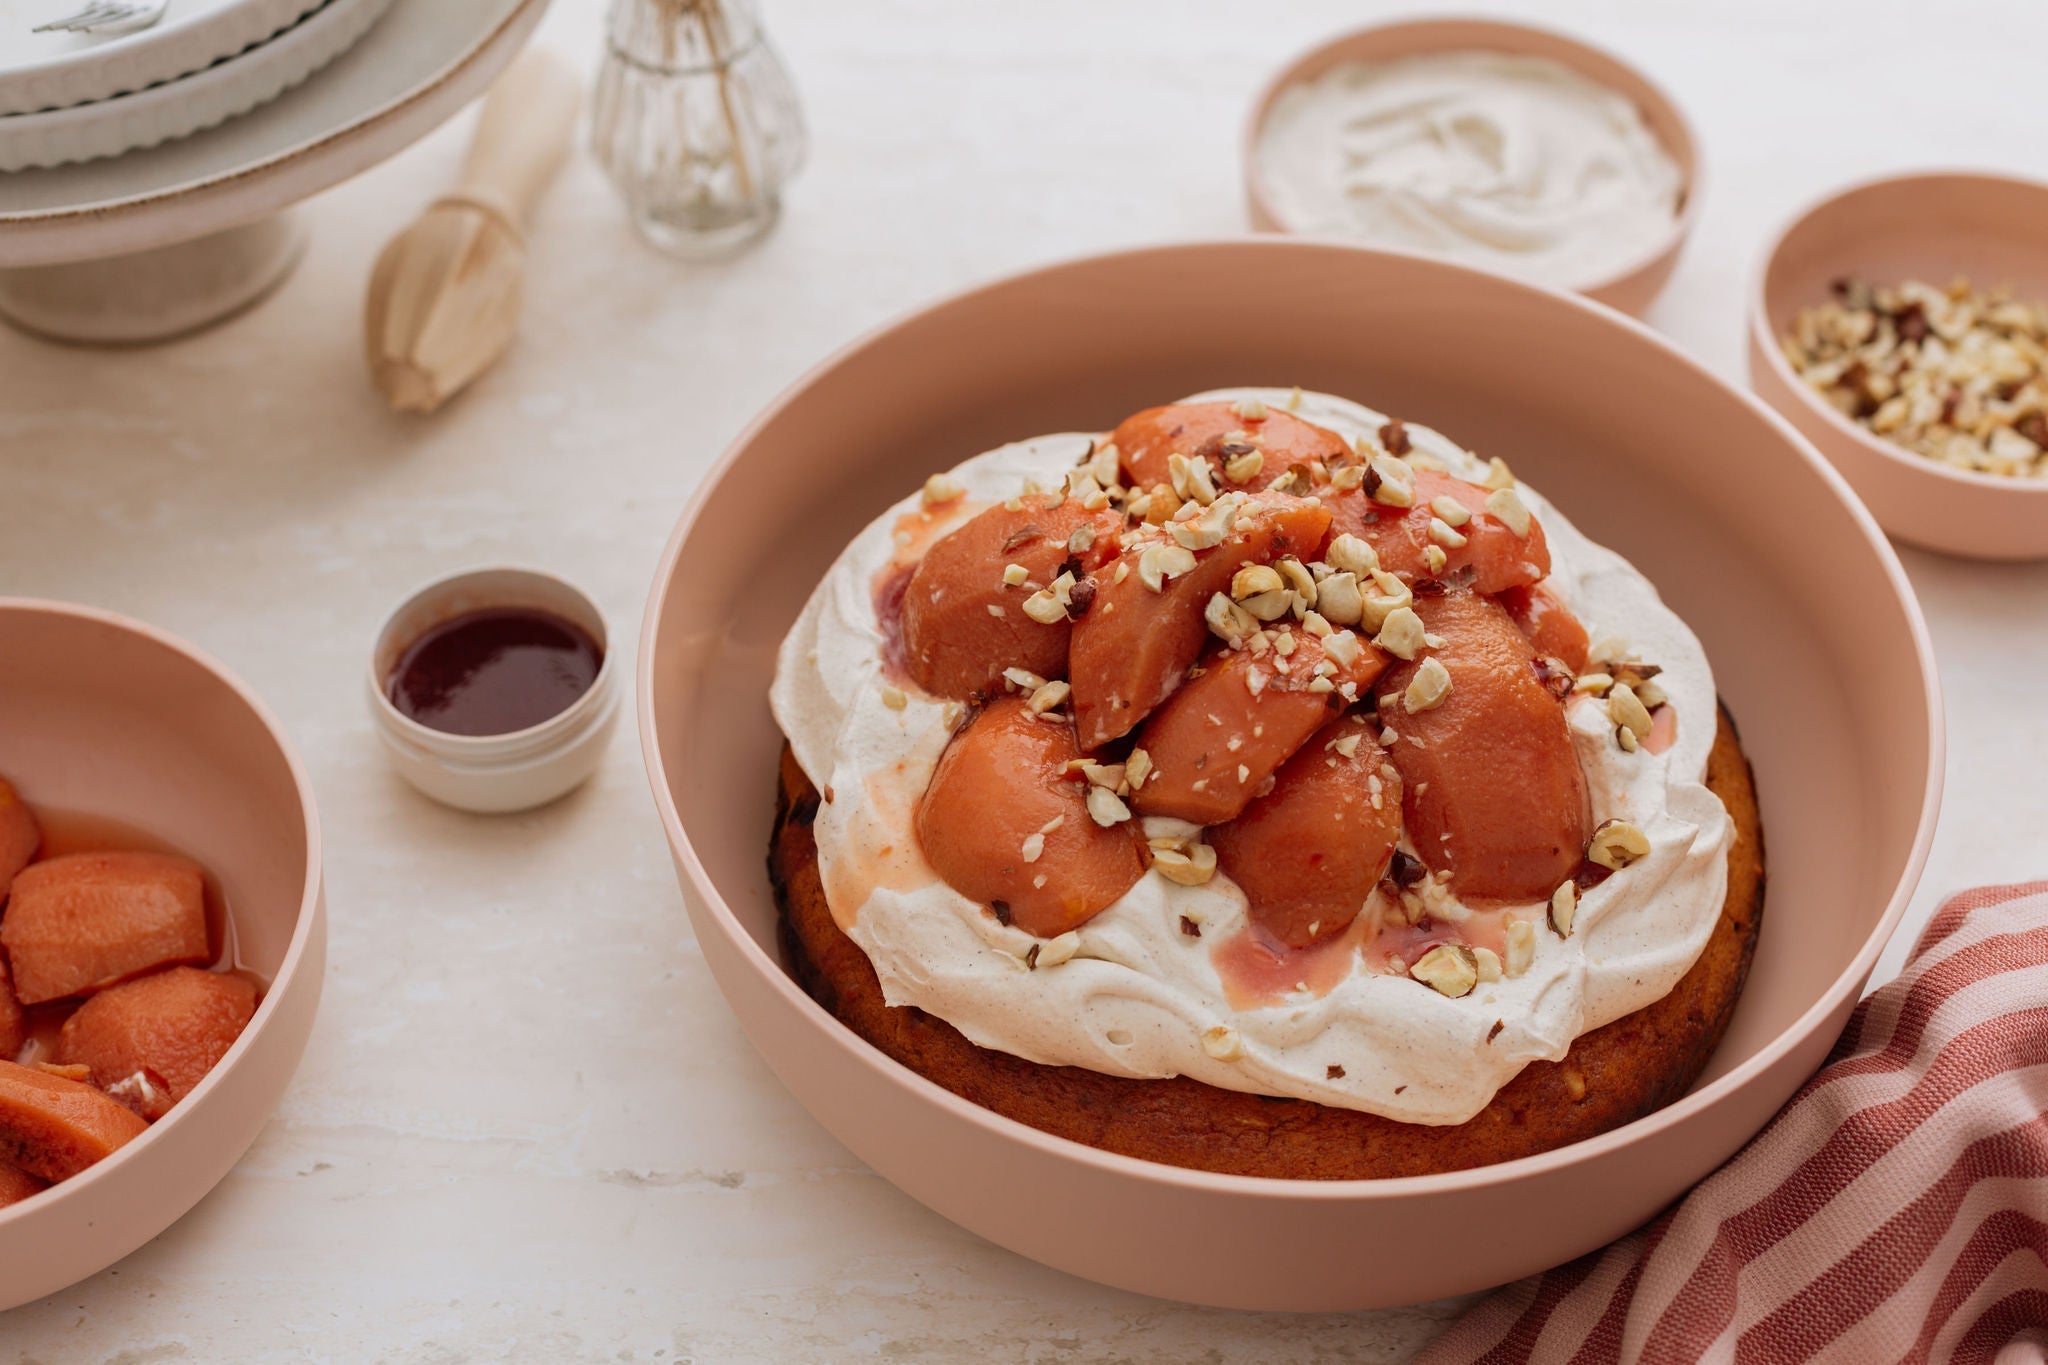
1749,170,2048,560
1242,17,1700,317
638,240,1941,1311
0,599,324,1311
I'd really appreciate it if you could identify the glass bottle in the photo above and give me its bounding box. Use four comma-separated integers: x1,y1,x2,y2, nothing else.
590,0,807,258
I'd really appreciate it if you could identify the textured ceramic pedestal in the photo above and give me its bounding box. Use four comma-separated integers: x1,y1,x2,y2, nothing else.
0,212,306,345
0,0,545,346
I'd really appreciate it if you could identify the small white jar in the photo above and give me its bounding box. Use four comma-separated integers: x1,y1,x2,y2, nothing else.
367,567,619,814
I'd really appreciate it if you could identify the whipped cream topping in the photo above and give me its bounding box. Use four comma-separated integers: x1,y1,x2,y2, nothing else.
771,389,1730,1125
1256,52,1682,288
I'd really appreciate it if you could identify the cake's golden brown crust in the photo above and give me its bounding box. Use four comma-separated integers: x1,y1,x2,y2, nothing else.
770,708,1764,1180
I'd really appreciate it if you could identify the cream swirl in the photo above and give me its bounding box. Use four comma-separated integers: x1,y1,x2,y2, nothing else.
1256,52,1682,287
770,389,1729,1125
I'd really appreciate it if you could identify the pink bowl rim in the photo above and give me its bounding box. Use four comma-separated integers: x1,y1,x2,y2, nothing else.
1749,166,2048,502
1239,14,1703,302
0,595,325,1228
637,236,1944,1201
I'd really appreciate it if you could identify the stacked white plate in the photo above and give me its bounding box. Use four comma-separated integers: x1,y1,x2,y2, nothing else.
0,0,395,171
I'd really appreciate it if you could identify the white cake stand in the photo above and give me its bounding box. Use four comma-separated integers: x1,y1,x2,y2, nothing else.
0,0,548,343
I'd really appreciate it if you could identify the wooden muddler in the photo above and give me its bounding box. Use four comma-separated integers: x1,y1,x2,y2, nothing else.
365,50,580,413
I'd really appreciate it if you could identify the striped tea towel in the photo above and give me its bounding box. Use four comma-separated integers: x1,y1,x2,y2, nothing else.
1418,881,2048,1365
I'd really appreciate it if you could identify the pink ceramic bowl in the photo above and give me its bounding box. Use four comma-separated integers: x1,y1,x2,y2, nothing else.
0,599,324,1311
1749,171,2048,560
1243,18,1700,316
638,240,1941,1311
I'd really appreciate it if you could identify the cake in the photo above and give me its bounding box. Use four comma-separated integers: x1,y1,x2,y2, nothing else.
767,388,1764,1179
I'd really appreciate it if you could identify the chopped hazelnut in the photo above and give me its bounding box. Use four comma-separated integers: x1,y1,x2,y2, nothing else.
1204,591,1258,645
1588,819,1651,870
1230,564,1285,600
1503,918,1537,976
1588,636,1630,669
1022,590,1067,625
1410,944,1478,998
1374,606,1428,661
1085,785,1132,828
1201,1024,1244,1060
1168,496,1239,551
921,473,966,506
1152,842,1218,886
1368,455,1415,508
1325,532,1379,576
1035,931,1081,968
1358,569,1413,633
1027,680,1071,714
1223,447,1265,485
1138,542,1198,592
1484,486,1533,537
1608,683,1654,744
1322,629,1363,668
1549,881,1577,937
1238,589,1294,622
1403,657,1453,712
1314,572,1363,626
1168,452,1219,506
1079,761,1124,789
1275,557,1318,606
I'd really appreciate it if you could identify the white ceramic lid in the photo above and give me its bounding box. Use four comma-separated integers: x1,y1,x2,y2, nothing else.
0,0,327,115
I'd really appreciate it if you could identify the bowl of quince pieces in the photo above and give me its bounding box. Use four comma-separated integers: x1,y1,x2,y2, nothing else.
0,599,324,1310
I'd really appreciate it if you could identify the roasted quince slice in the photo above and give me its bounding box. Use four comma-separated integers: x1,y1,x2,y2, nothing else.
1374,588,1589,901
1,851,211,1005
1069,492,1330,750
0,1059,148,1182
1131,629,1386,826
1210,713,1404,948
898,492,1122,700
915,697,1145,939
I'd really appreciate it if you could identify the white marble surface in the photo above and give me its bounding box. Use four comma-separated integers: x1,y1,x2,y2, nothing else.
2,0,2044,1358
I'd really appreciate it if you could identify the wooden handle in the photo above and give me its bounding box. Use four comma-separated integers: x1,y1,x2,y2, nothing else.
455,49,581,231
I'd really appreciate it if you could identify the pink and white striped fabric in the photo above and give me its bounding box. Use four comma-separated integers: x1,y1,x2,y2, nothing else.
1418,881,2048,1365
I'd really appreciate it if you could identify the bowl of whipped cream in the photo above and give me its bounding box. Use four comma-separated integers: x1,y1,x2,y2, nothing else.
1246,18,1699,315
